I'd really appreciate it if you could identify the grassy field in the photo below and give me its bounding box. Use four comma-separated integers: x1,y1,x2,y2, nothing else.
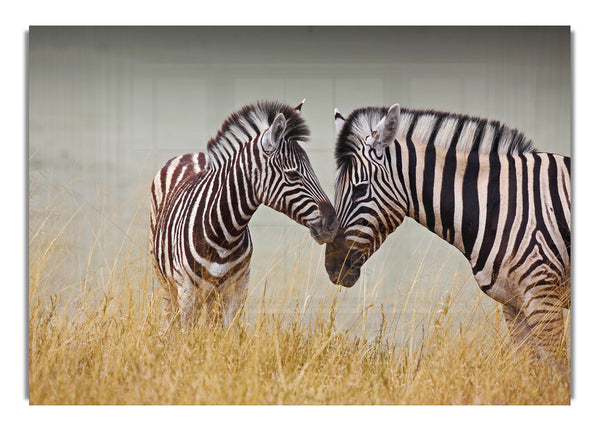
28,206,570,405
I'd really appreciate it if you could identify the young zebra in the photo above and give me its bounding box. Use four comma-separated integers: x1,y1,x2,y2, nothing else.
324,104,571,378
151,100,338,328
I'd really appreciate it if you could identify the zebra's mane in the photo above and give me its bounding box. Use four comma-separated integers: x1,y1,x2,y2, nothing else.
335,106,536,169
207,100,310,169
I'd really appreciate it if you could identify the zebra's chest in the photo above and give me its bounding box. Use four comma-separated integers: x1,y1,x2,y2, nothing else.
160,172,256,287
175,227,253,287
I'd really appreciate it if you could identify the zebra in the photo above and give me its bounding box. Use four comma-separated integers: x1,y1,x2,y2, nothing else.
150,100,338,328
324,104,571,379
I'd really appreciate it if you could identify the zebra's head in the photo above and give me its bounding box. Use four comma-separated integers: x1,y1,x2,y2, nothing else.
325,105,402,286
253,100,339,244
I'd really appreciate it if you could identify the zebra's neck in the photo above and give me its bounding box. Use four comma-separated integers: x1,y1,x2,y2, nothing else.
200,146,261,248
394,109,534,154
391,138,493,259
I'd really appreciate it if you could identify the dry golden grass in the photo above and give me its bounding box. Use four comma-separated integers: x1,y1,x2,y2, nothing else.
28,183,570,405
29,247,570,404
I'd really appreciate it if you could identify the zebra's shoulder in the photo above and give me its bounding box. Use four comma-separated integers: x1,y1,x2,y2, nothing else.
151,152,208,211
161,152,208,175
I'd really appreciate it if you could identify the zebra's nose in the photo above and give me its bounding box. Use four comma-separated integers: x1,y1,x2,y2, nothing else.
324,231,361,287
310,201,338,244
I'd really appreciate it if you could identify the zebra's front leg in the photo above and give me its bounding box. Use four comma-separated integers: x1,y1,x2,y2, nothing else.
177,279,203,331
503,298,569,383
163,281,181,330
523,289,570,382
502,304,533,349
222,267,250,328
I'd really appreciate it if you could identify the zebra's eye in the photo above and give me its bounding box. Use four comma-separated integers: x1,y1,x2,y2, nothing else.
284,169,302,182
352,183,369,201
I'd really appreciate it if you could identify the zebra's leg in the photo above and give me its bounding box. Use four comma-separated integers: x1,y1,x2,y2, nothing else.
163,280,181,330
502,303,533,349
503,291,569,382
522,286,570,382
222,266,250,328
177,278,202,331
195,282,228,327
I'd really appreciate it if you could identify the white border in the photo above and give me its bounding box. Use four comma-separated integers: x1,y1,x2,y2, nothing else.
4,1,598,429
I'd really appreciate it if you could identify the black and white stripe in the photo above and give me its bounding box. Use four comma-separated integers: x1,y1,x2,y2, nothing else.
151,100,338,328
325,104,570,379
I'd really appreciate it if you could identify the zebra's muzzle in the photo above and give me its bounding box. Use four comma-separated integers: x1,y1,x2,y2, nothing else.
308,201,339,244
324,231,364,287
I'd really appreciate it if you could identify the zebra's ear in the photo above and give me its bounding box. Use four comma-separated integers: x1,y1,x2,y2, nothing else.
372,104,400,153
260,113,287,154
294,99,306,112
334,108,346,134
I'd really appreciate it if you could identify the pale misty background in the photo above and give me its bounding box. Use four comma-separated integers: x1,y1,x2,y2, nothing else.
29,27,571,340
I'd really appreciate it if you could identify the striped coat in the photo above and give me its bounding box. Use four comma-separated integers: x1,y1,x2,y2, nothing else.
325,104,570,379
151,100,337,328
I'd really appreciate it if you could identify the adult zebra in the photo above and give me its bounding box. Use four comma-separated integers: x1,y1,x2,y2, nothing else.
324,104,570,379
151,100,338,328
